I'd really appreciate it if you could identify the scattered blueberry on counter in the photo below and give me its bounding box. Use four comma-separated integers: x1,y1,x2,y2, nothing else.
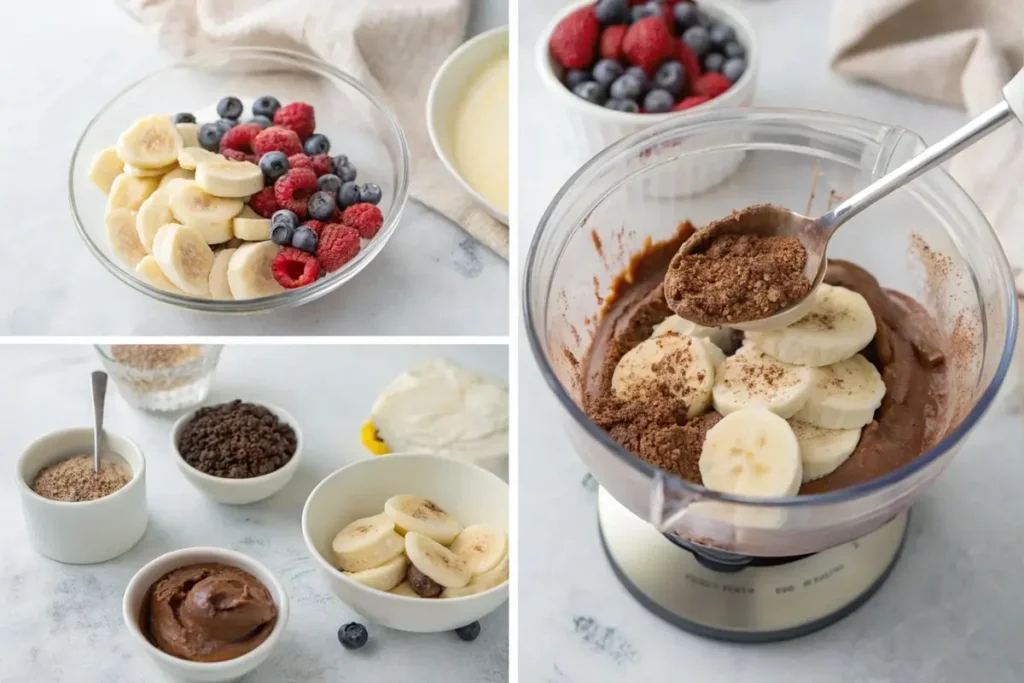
455,621,481,642
338,622,369,650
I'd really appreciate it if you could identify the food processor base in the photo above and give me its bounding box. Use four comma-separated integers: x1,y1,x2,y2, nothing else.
597,487,908,642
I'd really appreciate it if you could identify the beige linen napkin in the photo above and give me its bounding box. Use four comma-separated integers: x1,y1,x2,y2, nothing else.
116,0,509,259
829,0,1024,295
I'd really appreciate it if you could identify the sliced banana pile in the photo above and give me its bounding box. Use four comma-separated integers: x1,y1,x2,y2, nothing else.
88,116,280,301
331,494,509,599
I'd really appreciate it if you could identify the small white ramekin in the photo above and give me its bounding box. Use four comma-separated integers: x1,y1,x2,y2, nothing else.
427,25,510,225
170,402,303,505
17,428,148,564
535,0,758,191
122,546,289,683
302,453,509,633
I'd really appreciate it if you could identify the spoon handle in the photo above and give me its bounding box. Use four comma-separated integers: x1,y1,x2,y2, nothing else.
821,69,1024,231
91,371,108,473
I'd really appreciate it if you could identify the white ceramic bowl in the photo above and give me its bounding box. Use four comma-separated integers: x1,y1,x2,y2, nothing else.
302,453,509,633
170,402,303,505
536,0,758,186
17,428,147,564
122,546,289,683
427,26,510,224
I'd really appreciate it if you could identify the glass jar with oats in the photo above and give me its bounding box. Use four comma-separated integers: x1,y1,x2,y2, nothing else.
95,344,223,412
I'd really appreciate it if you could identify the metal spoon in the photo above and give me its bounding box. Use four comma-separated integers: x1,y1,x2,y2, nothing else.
674,68,1024,332
91,371,108,473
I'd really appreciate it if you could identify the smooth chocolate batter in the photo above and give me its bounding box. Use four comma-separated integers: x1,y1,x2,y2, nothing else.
581,227,948,495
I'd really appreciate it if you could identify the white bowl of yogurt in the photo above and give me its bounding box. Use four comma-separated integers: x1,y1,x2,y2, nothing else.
427,26,509,225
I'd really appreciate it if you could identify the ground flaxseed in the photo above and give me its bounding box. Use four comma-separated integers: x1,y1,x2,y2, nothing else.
32,454,131,502
110,345,203,371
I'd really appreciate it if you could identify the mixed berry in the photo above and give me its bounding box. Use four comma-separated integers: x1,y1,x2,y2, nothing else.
548,0,748,113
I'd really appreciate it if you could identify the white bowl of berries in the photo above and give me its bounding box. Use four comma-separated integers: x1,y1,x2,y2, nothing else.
70,47,410,313
536,0,757,192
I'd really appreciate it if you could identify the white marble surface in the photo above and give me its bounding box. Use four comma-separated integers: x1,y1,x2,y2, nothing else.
0,0,508,336
0,345,508,683
519,0,1024,681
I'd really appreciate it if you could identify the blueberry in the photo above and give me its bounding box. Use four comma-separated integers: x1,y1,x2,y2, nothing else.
173,112,196,124
702,52,725,73
359,183,382,205
247,115,273,129
291,226,319,254
682,25,711,57
216,96,244,120
605,98,640,113
455,622,481,642
673,2,701,30
304,133,330,156
724,40,745,59
337,181,361,208
708,23,735,48
654,60,687,97
338,622,368,650
594,0,629,24
722,57,746,83
307,191,337,221
259,152,290,182
216,118,238,131
625,66,649,88
271,209,299,233
317,173,343,195
592,59,624,88
643,88,674,113
252,95,282,119
197,123,225,152
572,81,607,105
566,69,591,89
335,158,358,183
609,74,644,101
631,1,661,22
270,223,294,246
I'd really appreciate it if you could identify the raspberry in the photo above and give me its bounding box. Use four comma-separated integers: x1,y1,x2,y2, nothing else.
272,247,319,289
342,203,384,240
623,16,676,74
222,148,258,163
274,168,318,219
219,123,262,155
248,187,280,218
273,102,316,140
317,224,361,272
331,207,343,222
693,72,731,98
302,220,325,236
288,154,313,170
599,25,627,61
677,41,702,90
549,8,599,69
310,154,334,176
253,126,303,157
672,95,710,111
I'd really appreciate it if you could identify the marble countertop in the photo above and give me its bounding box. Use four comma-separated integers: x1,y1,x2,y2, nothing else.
0,345,509,683
518,0,1024,681
0,0,508,336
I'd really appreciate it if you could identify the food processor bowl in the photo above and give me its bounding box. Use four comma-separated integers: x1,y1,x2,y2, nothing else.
525,109,1018,558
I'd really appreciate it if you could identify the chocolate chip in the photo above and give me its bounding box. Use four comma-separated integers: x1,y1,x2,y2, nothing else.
177,400,297,478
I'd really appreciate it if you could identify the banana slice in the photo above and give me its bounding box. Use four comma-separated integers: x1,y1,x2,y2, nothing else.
712,345,817,418
178,147,224,170
116,115,183,169
135,187,176,252
404,532,472,589
343,553,408,592
158,167,195,189
448,525,507,575
169,181,244,226
233,206,272,241
441,554,509,599
383,495,462,545
152,223,215,297
789,420,861,482
136,255,186,295
208,248,236,300
227,241,284,299
88,147,124,194
389,581,422,598
652,314,721,339
702,339,726,374
332,513,405,573
612,334,714,418
107,173,159,213
699,408,802,497
792,354,885,429
746,284,877,367
105,208,146,267
176,122,200,148
125,162,177,178
196,160,265,198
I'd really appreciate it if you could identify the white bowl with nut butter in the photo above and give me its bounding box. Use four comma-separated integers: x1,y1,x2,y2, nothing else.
427,26,509,224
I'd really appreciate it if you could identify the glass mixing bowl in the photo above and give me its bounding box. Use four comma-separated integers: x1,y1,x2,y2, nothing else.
69,47,409,314
524,109,1018,557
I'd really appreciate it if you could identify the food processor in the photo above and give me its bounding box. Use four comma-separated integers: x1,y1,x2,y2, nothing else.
524,110,1018,641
